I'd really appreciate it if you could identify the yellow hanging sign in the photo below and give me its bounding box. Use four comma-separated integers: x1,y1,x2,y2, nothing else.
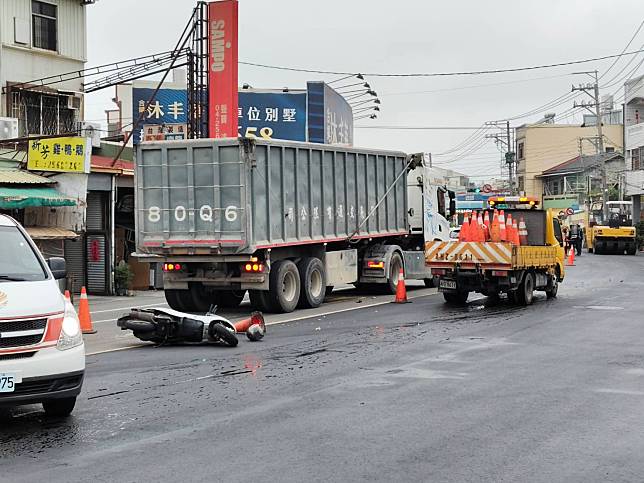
27,136,91,173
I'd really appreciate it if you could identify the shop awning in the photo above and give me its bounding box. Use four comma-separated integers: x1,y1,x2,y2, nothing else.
0,186,76,209
25,227,79,240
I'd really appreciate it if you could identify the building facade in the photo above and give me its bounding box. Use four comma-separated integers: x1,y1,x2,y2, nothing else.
624,74,644,223
515,123,623,200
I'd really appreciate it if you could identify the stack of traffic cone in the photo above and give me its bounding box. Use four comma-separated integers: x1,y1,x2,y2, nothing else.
518,217,529,245
393,268,410,303
483,211,491,241
490,210,501,242
459,213,471,242
499,210,507,241
233,312,266,341
78,286,96,334
566,247,575,266
506,214,515,245
512,219,520,245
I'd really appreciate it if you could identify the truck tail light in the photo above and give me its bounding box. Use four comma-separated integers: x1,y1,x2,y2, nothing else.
243,263,264,273
491,270,508,277
367,261,384,269
163,263,182,272
431,268,446,276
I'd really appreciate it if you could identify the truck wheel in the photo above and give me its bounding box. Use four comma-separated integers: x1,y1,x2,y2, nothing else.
517,273,535,306
268,260,301,313
443,291,468,305
384,252,403,295
215,290,247,308
627,243,637,256
546,280,558,299
249,290,274,312
186,283,213,313
297,257,326,309
587,247,593,254
165,289,191,312
43,397,76,418
594,242,602,255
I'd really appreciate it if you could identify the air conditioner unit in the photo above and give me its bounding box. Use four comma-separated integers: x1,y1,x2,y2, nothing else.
0,117,19,140
79,121,101,147
67,95,82,110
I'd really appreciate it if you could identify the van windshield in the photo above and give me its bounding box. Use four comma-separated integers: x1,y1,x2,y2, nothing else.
0,226,48,282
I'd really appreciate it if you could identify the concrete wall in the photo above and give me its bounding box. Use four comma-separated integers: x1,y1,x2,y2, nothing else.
516,124,623,198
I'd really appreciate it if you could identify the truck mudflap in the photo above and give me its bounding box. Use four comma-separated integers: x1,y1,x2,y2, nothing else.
425,241,513,268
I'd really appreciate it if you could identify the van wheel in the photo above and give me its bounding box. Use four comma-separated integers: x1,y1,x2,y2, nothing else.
165,289,191,312
384,252,403,295
249,290,274,312
268,260,301,313
43,397,76,418
215,290,247,308
297,258,326,309
517,273,535,306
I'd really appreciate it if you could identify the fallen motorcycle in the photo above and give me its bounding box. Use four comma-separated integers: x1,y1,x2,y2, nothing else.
116,307,266,347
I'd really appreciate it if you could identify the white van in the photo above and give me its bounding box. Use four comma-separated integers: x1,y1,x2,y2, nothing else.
0,214,84,417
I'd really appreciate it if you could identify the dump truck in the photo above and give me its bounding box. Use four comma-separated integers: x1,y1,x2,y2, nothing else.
425,197,566,306
586,201,637,255
134,138,455,313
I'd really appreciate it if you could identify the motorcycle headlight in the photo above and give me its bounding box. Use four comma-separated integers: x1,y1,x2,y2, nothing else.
57,302,83,351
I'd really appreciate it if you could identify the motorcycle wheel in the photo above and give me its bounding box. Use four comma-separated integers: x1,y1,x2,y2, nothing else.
209,323,239,347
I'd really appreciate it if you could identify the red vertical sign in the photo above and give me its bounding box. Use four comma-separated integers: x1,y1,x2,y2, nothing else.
208,0,239,138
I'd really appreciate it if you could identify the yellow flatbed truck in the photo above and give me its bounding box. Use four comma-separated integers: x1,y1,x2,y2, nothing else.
425,200,565,306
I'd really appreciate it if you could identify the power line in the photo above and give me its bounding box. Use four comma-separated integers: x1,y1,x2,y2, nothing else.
239,49,644,78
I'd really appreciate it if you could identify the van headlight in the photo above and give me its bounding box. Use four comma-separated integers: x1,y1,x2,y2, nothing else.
57,302,83,351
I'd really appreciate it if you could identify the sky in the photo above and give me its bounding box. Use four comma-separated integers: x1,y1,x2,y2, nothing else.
85,0,644,180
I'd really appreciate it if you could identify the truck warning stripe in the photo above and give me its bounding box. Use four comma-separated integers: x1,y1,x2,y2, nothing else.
425,241,513,265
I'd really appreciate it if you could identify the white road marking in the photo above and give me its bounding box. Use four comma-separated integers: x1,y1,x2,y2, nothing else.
86,289,439,356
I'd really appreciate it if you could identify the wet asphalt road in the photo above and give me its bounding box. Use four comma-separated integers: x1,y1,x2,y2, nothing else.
2,254,644,482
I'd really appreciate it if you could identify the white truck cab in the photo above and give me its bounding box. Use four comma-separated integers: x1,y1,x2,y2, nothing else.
0,214,84,417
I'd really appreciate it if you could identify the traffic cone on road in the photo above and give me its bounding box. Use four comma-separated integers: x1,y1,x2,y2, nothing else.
78,286,96,334
459,213,471,242
518,217,529,246
393,268,410,304
233,312,266,341
566,247,575,266
512,220,520,246
499,210,507,241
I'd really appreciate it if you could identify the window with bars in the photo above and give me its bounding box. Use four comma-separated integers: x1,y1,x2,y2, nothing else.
32,1,57,51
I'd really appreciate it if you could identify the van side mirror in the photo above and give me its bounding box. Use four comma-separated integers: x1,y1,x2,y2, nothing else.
47,257,67,280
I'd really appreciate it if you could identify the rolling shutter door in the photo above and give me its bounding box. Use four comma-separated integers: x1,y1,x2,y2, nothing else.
64,238,85,293
86,192,105,231
86,235,107,294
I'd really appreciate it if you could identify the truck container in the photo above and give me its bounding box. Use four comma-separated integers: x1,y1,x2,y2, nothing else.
135,138,454,313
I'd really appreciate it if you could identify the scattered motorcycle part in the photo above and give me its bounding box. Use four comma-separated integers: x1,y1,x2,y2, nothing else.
246,323,265,341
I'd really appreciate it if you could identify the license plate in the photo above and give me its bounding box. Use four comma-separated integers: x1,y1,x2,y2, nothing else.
0,373,17,393
439,280,457,290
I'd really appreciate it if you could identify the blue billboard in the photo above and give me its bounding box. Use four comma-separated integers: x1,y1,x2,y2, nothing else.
307,82,354,146
238,91,307,141
132,87,188,144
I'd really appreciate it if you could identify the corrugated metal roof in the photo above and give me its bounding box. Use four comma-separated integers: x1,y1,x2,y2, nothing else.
0,170,56,185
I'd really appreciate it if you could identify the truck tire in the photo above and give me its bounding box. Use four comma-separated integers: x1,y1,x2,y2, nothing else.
188,283,213,313
297,257,326,309
587,247,593,254
215,290,247,308
249,290,274,312
517,273,535,306
627,243,637,256
443,291,468,305
545,280,558,299
165,289,191,312
594,241,602,255
268,260,301,313
384,252,404,295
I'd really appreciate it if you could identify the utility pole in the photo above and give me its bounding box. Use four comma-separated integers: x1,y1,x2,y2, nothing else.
572,70,608,220
485,120,515,194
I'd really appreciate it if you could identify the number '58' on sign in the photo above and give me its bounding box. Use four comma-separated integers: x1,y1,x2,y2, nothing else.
147,205,238,223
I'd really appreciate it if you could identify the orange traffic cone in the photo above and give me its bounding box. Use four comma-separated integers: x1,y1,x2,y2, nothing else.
490,211,501,242
506,214,514,244
518,217,528,245
64,290,71,301
483,210,491,230
566,247,575,266
233,312,266,341
459,214,470,242
512,220,520,246
78,286,96,334
499,210,507,241
393,268,409,303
